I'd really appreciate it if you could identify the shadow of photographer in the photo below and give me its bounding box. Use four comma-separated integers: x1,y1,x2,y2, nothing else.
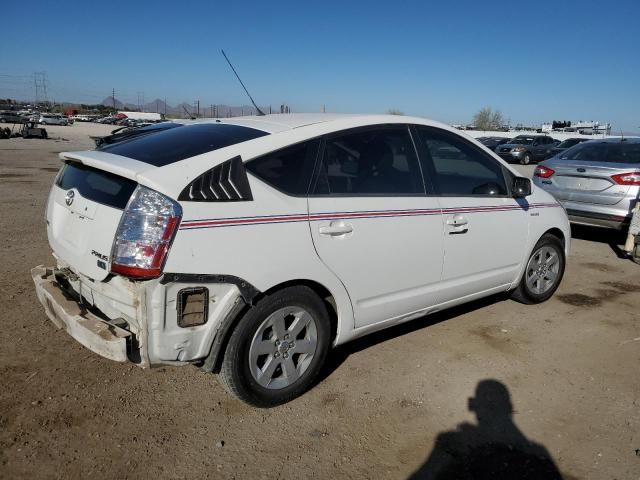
409,379,564,480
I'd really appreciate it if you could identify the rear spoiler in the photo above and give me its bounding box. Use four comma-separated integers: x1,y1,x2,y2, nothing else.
59,151,153,183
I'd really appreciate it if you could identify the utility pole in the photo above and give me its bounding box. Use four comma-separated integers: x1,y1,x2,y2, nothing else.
112,88,116,110
164,97,167,116
197,100,200,117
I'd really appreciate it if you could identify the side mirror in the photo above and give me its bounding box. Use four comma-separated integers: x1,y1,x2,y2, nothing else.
512,177,531,198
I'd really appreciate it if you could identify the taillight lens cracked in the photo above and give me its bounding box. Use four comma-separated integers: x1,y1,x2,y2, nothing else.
110,186,182,278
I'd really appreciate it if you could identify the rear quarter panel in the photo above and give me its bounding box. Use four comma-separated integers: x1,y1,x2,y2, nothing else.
163,178,355,345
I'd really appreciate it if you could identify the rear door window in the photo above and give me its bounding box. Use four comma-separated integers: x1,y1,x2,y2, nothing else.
313,126,424,195
246,140,320,195
100,123,269,166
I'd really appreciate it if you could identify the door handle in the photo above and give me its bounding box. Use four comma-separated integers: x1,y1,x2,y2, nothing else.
319,221,353,237
446,214,468,234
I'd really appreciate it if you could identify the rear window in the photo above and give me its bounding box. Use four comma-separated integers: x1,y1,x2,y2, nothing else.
99,123,269,166
559,142,640,163
57,162,137,209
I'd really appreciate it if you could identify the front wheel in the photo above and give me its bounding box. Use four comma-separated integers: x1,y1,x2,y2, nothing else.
511,234,565,304
219,286,331,407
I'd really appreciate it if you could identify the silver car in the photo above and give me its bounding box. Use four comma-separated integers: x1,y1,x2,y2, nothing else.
38,114,69,126
533,138,640,230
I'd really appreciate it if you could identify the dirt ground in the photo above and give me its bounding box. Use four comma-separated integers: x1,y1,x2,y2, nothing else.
0,121,639,480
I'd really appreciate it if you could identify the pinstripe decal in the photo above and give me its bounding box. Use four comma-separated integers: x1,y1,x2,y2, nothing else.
179,203,561,231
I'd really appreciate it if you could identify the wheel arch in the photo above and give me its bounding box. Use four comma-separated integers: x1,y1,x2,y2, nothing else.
542,227,566,247
203,278,340,374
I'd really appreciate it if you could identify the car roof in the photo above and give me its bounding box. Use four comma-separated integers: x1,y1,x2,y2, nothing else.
183,113,408,134
582,137,640,144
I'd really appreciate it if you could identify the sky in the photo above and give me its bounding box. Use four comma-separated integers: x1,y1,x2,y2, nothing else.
2,0,639,132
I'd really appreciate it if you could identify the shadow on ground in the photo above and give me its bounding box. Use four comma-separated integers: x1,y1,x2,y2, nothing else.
408,380,568,480
571,224,629,259
318,293,509,383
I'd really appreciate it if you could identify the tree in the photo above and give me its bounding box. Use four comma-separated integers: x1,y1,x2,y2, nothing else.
472,107,506,131
387,108,404,115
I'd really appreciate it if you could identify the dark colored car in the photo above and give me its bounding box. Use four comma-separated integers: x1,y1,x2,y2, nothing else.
477,136,512,151
0,111,25,124
546,138,589,159
92,121,181,147
496,135,556,165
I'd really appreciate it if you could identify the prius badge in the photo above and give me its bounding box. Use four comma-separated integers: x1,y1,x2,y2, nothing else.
65,190,75,206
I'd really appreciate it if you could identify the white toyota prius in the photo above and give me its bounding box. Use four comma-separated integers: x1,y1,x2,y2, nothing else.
32,114,570,406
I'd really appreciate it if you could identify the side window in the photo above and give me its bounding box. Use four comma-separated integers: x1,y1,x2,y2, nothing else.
314,126,424,195
417,127,508,196
246,140,319,195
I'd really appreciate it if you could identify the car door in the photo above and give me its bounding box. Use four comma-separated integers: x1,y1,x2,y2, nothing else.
308,125,445,328
414,126,530,302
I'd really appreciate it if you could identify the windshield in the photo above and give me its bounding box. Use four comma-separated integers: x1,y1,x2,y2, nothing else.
559,142,640,163
510,136,534,145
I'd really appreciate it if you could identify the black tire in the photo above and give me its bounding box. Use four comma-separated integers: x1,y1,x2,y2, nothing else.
219,286,331,407
41,130,47,139
520,153,531,165
511,233,565,304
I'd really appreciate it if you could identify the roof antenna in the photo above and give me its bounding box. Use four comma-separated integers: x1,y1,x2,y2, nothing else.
221,49,265,116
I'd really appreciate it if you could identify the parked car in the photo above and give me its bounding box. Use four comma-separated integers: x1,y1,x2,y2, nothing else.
477,136,512,151
534,138,640,230
96,116,118,124
38,114,69,126
31,114,570,406
92,121,181,147
0,111,25,123
546,138,588,159
496,135,557,164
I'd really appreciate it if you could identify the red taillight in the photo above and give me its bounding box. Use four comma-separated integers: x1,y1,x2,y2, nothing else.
110,186,182,279
534,165,555,178
611,172,640,186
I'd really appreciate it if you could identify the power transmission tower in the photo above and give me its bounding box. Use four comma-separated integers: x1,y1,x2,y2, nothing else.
34,72,48,104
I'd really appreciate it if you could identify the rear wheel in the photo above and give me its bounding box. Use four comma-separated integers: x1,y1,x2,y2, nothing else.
219,286,330,407
511,233,565,304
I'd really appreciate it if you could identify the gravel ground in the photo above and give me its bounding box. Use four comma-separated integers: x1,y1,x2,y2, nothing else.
0,121,638,479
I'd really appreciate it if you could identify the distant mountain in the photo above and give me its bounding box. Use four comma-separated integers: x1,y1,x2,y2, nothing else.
101,96,124,109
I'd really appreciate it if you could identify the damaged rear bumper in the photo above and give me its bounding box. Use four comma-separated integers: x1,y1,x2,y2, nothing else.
31,265,132,362
31,264,248,368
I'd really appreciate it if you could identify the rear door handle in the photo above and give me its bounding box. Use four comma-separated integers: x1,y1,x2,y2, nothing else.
446,214,468,234
319,221,353,237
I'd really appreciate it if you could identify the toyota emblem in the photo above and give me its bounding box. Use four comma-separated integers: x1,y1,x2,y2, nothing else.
65,190,75,206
